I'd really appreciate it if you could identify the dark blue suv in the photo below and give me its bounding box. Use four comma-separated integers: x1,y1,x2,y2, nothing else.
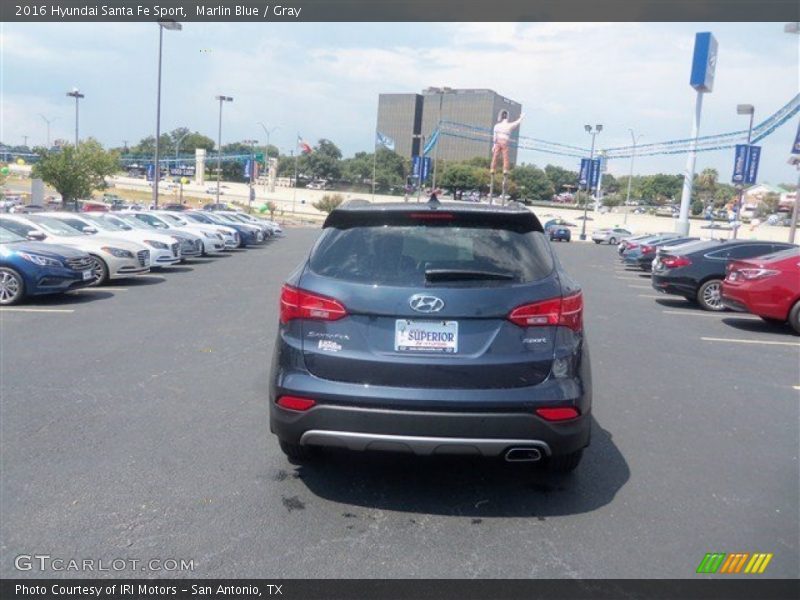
269,200,592,472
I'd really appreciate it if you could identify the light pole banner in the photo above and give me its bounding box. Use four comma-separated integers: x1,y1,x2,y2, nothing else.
589,159,601,188
744,145,760,185
731,144,749,184
578,159,591,186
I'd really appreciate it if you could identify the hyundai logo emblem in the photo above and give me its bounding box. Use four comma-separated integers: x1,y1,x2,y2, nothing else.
409,294,445,313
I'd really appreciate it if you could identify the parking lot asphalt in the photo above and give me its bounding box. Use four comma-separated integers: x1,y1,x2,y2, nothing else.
1,231,798,579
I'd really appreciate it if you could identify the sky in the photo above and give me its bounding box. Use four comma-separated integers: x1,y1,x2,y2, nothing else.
1,21,798,184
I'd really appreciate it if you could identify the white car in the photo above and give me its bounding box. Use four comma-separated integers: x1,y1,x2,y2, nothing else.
107,213,204,259
151,211,234,254
181,212,240,249
221,211,283,236
41,212,181,268
126,211,224,255
592,227,633,245
0,214,150,285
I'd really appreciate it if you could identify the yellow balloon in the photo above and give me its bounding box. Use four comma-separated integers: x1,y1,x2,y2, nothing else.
180,177,189,184
16,158,25,165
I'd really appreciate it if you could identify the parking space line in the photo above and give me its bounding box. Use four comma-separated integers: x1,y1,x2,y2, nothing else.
627,285,652,289
701,337,800,347
72,287,129,292
0,307,75,313
616,276,648,281
637,294,663,299
662,310,758,319
794,385,800,391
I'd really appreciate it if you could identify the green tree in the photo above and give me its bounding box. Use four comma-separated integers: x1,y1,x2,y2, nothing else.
439,162,487,195
313,193,344,213
341,152,373,186
373,147,406,192
544,164,579,194
32,140,119,209
511,164,554,202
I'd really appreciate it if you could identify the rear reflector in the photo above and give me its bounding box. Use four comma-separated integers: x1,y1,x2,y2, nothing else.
507,292,583,332
536,407,580,421
277,396,317,411
280,284,347,323
661,255,691,268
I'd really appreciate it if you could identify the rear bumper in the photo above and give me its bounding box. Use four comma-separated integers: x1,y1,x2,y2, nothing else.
271,402,589,457
651,274,696,297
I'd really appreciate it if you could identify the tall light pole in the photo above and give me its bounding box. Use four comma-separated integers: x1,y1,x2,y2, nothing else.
152,20,182,210
38,115,57,147
579,124,601,240
66,88,84,147
215,95,233,204
22,135,29,148
175,130,190,164
732,104,755,240
257,123,279,156
624,129,643,225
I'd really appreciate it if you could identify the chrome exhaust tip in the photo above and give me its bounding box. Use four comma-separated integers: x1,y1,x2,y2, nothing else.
504,447,543,462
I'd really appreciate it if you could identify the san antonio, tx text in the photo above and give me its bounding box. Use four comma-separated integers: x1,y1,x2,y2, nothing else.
15,584,282,597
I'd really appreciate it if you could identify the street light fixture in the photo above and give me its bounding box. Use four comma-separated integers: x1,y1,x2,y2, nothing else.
257,123,279,192
66,88,85,148
732,104,755,240
215,95,234,204
579,124,602,240
152,19,182,210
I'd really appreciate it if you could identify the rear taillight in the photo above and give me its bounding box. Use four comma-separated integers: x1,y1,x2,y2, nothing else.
661,255,691,268
536,407,580,421
507,292,583,332
628,242,639,249
735,268,780,281
279,284,347,324
641,244,655,253
276,395,317,411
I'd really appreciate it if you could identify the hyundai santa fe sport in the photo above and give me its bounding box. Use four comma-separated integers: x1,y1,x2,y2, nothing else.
269,200,592,472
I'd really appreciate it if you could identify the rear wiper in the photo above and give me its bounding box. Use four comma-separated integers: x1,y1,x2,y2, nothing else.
425,269,515,282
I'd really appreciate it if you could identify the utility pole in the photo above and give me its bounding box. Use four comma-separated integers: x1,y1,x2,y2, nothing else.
39,115,57,147
244,139,258,213
66,88,85,147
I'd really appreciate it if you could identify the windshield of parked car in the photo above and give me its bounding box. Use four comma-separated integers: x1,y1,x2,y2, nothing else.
184,213,211,224
27,216,82,236
310,226,554,285
133,213,170,229
82,215,123,231
159,214,188,226
0,226,26,244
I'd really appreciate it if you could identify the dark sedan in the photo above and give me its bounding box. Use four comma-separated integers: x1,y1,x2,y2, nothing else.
631,237,698,271
652,240,797,311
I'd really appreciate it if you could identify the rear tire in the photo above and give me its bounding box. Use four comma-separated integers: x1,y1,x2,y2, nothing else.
608,237,617,245
594,240,601,244
0,267,25,305
545,449,584,473
697,279,725,311
278,439,317,462
788,301,800,335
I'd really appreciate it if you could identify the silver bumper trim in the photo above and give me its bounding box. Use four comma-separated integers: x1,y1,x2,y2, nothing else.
299,430,551,457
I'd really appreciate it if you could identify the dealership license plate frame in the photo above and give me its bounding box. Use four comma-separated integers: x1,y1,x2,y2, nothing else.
395,319,459,354
82,270,93,281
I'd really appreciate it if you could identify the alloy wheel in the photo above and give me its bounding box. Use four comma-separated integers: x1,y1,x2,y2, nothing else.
701,281,724,310
0,268,24,305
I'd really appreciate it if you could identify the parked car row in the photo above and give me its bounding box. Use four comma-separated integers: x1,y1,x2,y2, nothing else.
615,232,799,332
0,208,283,305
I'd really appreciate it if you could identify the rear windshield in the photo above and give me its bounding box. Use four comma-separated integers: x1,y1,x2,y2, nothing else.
309,226,554,285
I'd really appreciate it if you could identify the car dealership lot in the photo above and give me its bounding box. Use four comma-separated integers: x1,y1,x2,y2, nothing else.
1,230,797,578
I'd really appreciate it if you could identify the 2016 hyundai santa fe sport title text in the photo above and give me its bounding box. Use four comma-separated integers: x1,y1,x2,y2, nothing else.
269,199,592,472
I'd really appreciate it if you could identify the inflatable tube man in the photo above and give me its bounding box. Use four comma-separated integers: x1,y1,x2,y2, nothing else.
490,110,524,175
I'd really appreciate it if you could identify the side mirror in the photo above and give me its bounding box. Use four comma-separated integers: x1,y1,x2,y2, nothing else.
27,231,46,241
83,226,98,234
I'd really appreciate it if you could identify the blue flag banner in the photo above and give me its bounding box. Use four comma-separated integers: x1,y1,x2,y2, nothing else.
579,159,591,186
589,159,601,188
146,164,154,181
376,131,395,151
744,145,760,185
731,144,749,184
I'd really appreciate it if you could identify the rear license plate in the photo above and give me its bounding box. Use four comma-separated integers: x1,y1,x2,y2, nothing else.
558,229,567,234
82,270,93,280
395,320,458,354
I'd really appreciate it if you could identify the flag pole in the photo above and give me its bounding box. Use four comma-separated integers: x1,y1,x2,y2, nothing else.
292,144,297,214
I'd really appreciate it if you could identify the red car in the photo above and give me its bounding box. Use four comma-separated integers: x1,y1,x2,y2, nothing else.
721,247,800,333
